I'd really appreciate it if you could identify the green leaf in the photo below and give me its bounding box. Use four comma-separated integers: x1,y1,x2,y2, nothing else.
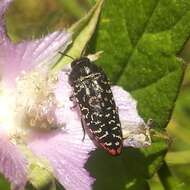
88,0,190,129
52,0,104,72
86,0,190,189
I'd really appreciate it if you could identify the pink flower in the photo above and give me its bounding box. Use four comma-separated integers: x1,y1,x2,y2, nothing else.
0,1,151,190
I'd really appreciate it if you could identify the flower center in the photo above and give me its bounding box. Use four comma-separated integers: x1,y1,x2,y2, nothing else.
16,71,62,130
0,71,62,135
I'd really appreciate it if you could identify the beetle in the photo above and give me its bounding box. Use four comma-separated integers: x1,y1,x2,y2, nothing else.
68,57,123,156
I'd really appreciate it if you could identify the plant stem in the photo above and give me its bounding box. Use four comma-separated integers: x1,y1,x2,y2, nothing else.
157,160,184,190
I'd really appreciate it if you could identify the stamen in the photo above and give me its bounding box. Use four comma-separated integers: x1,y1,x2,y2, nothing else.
15,71,63,130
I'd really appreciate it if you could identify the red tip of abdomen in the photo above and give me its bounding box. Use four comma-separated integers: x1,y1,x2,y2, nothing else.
108,146,122,156
99,143,122,156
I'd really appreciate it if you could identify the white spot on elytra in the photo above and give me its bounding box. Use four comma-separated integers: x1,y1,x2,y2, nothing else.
99,131,108,140
109,120,115,124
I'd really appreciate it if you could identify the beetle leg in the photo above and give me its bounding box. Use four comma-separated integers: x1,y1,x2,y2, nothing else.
70,95,78,110
116,106,119,113
69,94,74,101
70,104,77,110
81,118,86,141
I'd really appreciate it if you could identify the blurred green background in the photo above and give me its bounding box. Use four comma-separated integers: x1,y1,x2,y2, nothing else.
1,0,190,189
149,65,190,190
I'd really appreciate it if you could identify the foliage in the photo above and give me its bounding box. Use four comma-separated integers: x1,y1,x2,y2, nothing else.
87,0,190,189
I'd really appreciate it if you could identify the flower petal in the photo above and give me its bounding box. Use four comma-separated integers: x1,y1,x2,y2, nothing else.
112,86,151,148
28,127,95,190
0,129,27,190
27,72,95,190
0,31,71,88
0,0,71,87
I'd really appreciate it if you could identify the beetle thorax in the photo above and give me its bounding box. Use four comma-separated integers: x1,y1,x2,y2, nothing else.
69,57,100,84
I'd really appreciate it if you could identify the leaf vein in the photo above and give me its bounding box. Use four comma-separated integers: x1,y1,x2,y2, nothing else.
116,0,161,83
131,69,179,93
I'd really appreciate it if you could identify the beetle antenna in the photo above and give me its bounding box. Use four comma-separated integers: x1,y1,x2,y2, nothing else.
80,43,90,58
81,48,86,58
58,52,75,60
